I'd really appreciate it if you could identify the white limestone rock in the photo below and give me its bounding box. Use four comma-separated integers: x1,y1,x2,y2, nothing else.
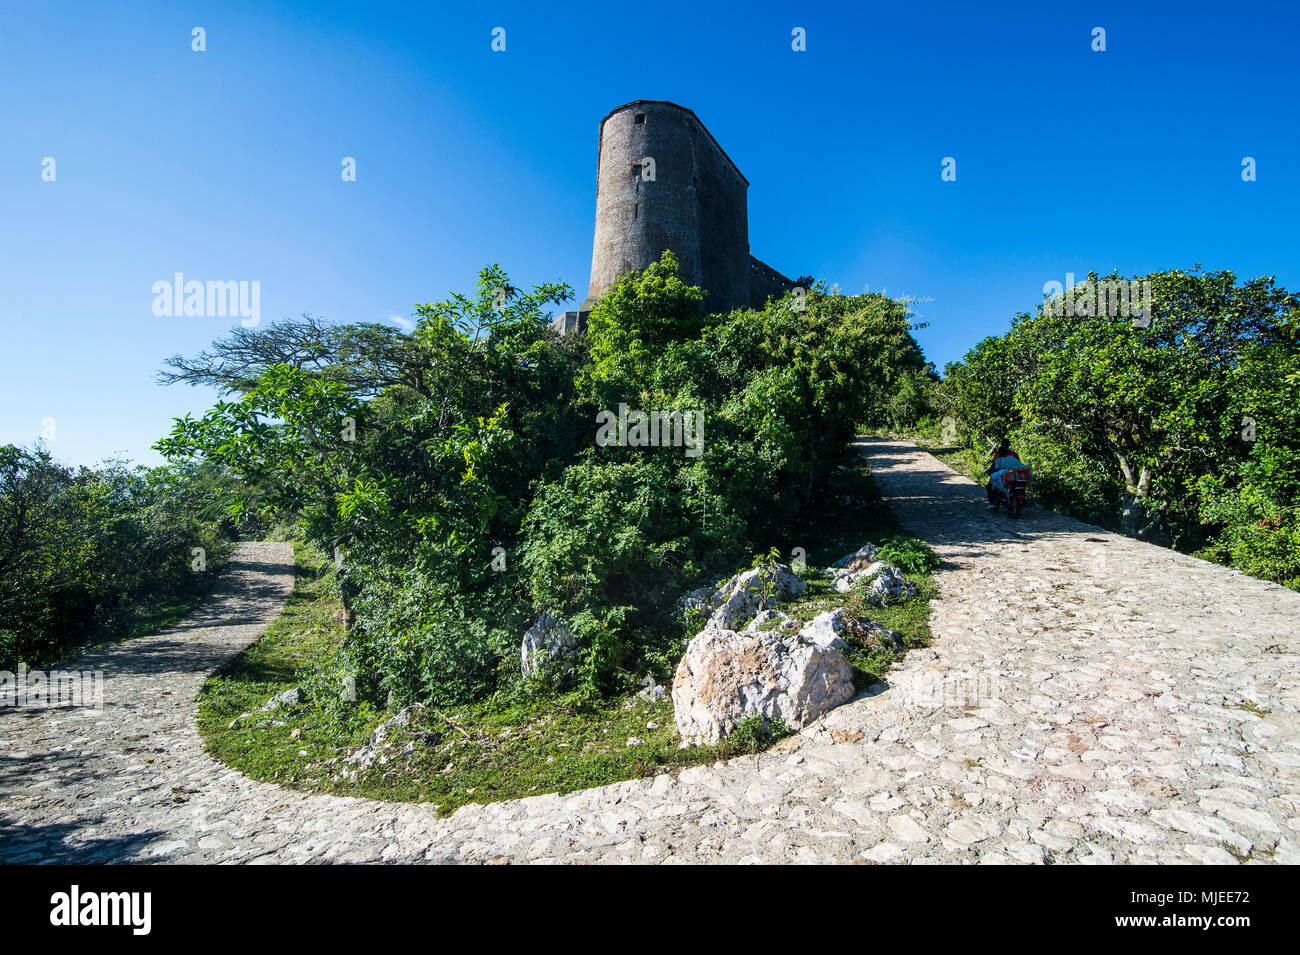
864,564,919,606
259,687,301,712
675,584,719,617
830,560,884,594
700,564,809,631
799,609,852,652
344,703,428,770
829,542,878,571
798,608,904,654
520,611,578,679
829,560,919,605
743,609,800,635
672,627,855,746
857,616,906,653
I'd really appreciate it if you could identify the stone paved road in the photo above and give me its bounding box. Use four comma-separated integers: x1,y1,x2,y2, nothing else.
3,439,1299,864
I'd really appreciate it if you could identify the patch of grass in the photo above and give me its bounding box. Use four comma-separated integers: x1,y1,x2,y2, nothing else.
726,714,794,752
315,693,781,812
197,456,937,813
1232,701,1271,717
198,543,366,783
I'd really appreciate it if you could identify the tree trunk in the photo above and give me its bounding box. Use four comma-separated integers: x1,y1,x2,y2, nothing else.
1115,452,1153,538
334,545,357,631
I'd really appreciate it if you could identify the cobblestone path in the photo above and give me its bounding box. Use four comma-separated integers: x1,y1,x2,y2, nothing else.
3,440,1298,863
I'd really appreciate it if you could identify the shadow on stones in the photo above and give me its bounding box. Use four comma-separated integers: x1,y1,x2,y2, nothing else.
0,547,297,866
853,438,1114,555
0,739,130,792
0,813,169,864
29,558,294,678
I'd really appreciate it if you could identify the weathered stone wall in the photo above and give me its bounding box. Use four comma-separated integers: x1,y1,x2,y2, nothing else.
693,116,751,313
580,101,760,315
750,255,796,309
550,310,587,336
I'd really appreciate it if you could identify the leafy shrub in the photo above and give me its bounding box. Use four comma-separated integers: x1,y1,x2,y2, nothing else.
520,458,735,691
876,535,941,574
724,715,792,753
1195,474,1300,589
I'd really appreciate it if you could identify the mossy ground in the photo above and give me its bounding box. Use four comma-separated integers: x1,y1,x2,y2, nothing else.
197,458,936,814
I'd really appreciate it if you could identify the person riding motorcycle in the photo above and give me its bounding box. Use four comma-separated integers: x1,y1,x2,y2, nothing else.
984,438,1027,510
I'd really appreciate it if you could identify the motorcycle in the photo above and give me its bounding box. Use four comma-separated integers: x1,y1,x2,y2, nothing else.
989,465,1032,519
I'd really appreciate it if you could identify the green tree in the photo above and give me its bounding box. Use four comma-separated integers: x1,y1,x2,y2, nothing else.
944,268,1300,569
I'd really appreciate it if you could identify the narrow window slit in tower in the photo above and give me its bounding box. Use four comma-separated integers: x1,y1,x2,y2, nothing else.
634,113,646,124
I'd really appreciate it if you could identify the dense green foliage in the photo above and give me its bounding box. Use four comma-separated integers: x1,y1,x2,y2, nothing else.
159,266,584,710
0,445,234,668
934,268,1300,587
159,253,929,713
197,493,937,810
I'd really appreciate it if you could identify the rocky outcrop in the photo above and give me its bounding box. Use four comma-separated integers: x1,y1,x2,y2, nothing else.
668,550,916,745
683,563,809,632
228,686,302,728
827,543,882,593
742,609,800,635
829,559,919,605
861,564,919,605
800,609,852,652
804,607,905,653
831,543,878,572
259,687,301,712
520,612,578,679
672,627,855,746
675,582,722,617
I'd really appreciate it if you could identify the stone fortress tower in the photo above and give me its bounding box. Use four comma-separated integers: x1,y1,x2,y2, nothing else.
553,101,794,334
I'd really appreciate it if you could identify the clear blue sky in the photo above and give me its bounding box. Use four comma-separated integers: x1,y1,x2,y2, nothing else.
2,0,1297,467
